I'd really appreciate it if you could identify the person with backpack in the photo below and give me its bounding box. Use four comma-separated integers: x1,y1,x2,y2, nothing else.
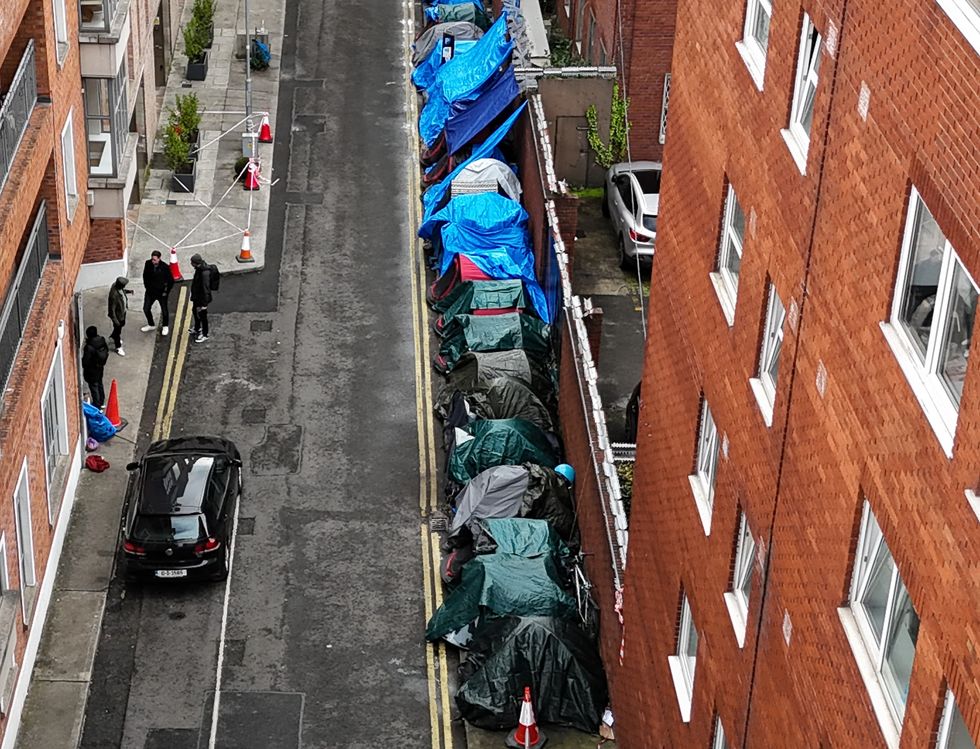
189,254,219,343
82,326,110,408
107,276,131,356
140,250,174,336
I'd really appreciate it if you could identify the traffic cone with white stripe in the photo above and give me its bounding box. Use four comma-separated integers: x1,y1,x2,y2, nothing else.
258,113,273,143
169,246,183,282
244,160,260,191
237,229,255,263
506,687,547,748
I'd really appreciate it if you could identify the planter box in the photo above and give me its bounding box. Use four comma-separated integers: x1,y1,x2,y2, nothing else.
186,51,210,81
204,22,215,49
188,129,202,161
171,160,197,193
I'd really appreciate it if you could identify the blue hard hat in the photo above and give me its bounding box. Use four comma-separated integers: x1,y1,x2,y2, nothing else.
554,464,575,483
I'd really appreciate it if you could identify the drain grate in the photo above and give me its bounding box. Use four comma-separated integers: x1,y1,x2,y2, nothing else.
242,407,266,424
250,319,273,332
238,517,255,535
429,513,449,532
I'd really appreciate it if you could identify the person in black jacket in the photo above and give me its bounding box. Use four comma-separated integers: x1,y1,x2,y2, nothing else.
82,326,110,408
140,250,174,336
189,254,212,343
107,276,130,356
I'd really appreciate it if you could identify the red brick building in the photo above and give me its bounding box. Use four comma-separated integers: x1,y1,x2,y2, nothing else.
612,1,980,747
555,0,678,160
0,0,92,743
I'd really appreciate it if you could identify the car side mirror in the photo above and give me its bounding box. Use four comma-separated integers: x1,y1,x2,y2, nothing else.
231,458,243,467
126,461,139,471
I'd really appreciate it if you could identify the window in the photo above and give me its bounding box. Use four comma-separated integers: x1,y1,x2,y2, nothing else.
13,461,36,622
52,0,69,62
738,0,772,89
885,189,978,454
937,690,977,749
710,183,745,324
80,0,119,32
750,284,787,425
61,112,79,218
845,502,919,735
688,398,720,534
587,13,596,64
667,593,698,722
724,511,756,647
936,0,980,55
711,715,730,749
575,0,586,50
599,41,607,66
783,14,822,173
41,344,69,520
83,63,128,177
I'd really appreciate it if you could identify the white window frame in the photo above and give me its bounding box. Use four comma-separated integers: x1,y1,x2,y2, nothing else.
61,112,79,220
839,502,918,748
0,535,7,593
40,342,69,523
782,14,822,174
712,715,730,749
736,0,772,90
52,0,70,63
688,398,719,535
12,460,36,624
710,183,744,326
936,0,980,55
723,512,756,647
750,284,786,426
936,689,975,749
667,594,698,723
882,188,978,457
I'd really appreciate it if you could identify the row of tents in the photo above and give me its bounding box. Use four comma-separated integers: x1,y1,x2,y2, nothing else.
410,2,609,735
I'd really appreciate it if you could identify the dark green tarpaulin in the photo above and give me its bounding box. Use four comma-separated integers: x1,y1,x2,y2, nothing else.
434,280,529,329
435,375,555,433
430,3,491,30
448,418,559,484
475,518,569,558
438,313,551,371
442,351,557,411
457,616,608,732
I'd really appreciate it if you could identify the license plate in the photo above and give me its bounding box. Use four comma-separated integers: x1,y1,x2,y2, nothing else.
155,569,188,578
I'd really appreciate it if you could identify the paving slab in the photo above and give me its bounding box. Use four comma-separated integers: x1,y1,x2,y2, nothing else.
16,680,88,749
466,723,616,748
32,591,104,682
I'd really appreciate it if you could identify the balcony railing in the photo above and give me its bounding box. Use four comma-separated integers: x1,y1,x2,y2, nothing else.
0,202,51,393
79,0,119,33
0,40,38,197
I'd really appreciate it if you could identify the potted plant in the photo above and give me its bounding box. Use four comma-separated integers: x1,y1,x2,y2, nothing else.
184,19,210,80
233,155,250,183
192,0,216,49
164,126,196,192
171,93,202,158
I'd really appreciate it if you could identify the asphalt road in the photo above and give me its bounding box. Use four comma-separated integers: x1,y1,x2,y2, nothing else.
80,0,445,746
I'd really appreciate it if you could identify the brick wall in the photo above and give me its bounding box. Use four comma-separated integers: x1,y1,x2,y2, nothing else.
616,0,980,747
85,218,128,264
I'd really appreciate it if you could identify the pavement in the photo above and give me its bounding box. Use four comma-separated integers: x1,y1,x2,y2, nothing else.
466,724,614,748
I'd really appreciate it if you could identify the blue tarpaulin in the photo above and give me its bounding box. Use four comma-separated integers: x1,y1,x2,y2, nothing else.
424,193,550,322
422,101,528,226
83,402,117,443
413,39,478,91
446,68,519,155
419,14,512,146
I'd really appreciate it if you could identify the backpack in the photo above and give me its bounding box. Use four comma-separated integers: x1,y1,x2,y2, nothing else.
208,263,221,291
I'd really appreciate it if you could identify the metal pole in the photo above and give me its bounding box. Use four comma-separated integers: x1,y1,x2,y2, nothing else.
244,0,255,160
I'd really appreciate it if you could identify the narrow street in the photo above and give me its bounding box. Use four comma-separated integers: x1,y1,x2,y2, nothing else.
80,0,449,746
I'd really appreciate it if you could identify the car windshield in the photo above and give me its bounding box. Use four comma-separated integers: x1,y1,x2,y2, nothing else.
132,514,205,542
140,455,215,513
635,169,662,195
642,214,657,233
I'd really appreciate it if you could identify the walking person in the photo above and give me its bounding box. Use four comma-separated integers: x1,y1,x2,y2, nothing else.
81,326,110,409
107,276,131,356
140,250,174,336
189,254,214,343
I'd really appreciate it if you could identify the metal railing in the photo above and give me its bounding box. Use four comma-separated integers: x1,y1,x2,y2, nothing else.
0,202,50,393
0,40,38,197
78,0,118,33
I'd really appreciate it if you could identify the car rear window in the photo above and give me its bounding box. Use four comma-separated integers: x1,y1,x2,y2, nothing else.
635,169,662,195
132,514,204,542
642,214,658,233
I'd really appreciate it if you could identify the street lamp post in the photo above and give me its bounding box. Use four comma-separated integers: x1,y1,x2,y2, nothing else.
243,0,256,161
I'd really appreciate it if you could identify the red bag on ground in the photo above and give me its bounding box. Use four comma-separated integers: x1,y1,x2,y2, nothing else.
85,455,110,473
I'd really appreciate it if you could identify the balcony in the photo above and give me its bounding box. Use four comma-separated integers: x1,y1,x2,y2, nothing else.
79,0,130,78
0,40,38,199
0,202,51,394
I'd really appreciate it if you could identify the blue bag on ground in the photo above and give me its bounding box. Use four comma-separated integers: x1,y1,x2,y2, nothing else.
83,402,117,443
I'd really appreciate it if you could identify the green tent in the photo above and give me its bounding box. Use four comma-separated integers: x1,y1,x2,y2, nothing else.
435,374,555,433
448,418,559,484
436,313,552,373
433,280,530,335
432,3,492,30
440,351,557,411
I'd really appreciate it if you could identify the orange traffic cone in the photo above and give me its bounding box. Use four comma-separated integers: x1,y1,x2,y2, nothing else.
258,113,273,143
237,229,255,263
244,160,260,191
506,687,547,748
105,379,122,428
169,246,183,282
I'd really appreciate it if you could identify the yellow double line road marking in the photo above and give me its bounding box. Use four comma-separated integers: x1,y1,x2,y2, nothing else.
152,287,193,441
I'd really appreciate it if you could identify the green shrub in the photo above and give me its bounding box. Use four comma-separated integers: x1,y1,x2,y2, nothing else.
192,0,215,27
586,82,630,169
163,127,191,172
172,93,201,138
183,18,207,62
233,156,250,181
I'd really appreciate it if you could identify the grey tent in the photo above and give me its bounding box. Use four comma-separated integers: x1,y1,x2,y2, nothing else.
444,351,556,411
436,375,555,434
413,22,485,66
450,158,522,201
449,464,576,542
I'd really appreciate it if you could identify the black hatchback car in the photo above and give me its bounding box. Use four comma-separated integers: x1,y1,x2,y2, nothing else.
122,436,242,581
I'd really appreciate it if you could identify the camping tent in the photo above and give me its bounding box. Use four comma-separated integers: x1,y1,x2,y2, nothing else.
423,2,491,30
433,280,530,333
441,351,556,409
436,313,551,373
437,375,554,434
451,158,522,201
445,67,519,155
456,615,608,732
413,21,485,66
447,418,559,484
413,38,478,91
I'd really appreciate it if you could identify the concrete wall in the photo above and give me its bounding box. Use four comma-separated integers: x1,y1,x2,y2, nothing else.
538,75,614,187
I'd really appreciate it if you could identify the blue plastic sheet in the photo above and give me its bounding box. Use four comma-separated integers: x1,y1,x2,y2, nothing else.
413,39,478,92
422,101,528,226
83,401,117,443
419,14,512,146
446,68,519,154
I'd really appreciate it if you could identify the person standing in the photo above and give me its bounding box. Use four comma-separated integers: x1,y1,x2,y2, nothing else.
189,254,212,343
107,276,130,356
81,326,110,408
140,250,174,336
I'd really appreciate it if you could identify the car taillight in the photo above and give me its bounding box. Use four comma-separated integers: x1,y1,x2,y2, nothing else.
629,228,653,243
195,537,221,554
123,540,146,556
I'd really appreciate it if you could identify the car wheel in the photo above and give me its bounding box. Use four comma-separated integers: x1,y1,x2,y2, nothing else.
618,236,631,271
601,186,610,218
212,546,229,582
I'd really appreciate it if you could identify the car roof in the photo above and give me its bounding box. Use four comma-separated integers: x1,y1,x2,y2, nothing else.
137,454,216,515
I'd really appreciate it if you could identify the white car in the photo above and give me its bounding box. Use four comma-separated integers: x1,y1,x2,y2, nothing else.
603,161,662,269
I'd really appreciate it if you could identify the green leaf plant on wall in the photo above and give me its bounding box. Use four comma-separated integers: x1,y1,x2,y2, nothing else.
585,82,631,169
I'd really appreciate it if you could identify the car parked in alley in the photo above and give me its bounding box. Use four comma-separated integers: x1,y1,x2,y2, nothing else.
121,436,242,582
603,161,662,270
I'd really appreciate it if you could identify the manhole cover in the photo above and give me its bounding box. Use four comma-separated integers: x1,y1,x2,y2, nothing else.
250,319,273,332
238,517,255,535
429,513,449,532
242,407,266,424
